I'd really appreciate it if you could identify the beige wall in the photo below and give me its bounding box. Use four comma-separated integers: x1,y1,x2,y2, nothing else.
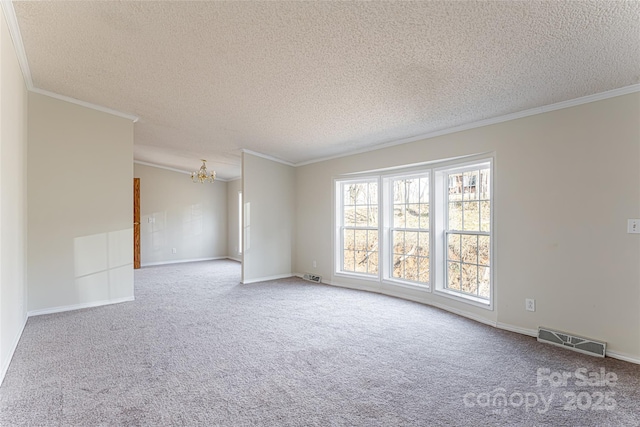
134,163,228,266
227,178,242,261
295,93,640,360
28,93,135,313
242,153,295,283
0,7,28,382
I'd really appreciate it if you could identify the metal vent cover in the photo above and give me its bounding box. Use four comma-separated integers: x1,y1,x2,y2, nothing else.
538,327,606,358
302,273,322,283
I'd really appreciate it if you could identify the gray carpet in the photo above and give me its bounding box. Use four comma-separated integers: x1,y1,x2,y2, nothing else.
1,260,639,426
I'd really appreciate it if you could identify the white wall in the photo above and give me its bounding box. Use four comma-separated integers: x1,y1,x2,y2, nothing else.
27,93,135,313
295,93,640,361
134,163,227,266
227,178,242,261
242,153,295,283
0,7,28,383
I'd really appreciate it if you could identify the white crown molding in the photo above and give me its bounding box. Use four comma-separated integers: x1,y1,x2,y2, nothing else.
241,149,295,167
2,0,139,123
32,87,139,122
294,83,640,167
1,0,32,88
134,160,229,182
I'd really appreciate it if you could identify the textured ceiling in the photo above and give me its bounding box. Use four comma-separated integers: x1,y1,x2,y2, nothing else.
12,1,640,179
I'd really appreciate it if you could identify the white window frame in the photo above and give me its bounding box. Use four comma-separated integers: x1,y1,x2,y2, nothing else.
334,177,381,281
433,159,493,309
333,156,494,310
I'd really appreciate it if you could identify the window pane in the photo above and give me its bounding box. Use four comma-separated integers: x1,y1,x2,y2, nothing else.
419,203,429,229
393,180,405,204
344,229,355,251
394,205,406,228
354,229,367,251
405,256,418,281
448,173,463,201
406,179,420,203
447,233,461,261
344,207,356,227
463,201,480,231
355,184,368,204
368,182,378,204
406,204,420,228
343,251,355,271
369,206,379,228
449,202,462,230
393,255,403,279
393,230,405,254
417,231,429,257
480,201,490,232
355,251,367,273
464,171,479,201
479,266,490,298
461,234,478,264
461,264,478,295
419,177,429,204
418,257,430,283
355,207,368,226
478,235,490,266
344,184,356,206
405,231,418,254
447,262,461,291
367,230,378,251
479,168,490,200
367,252,379,275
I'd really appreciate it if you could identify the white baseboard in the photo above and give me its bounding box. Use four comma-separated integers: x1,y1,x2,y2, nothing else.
226,256,242,263
27,296,135,317
242,273,293,284
496,322,537,337
141,257,226,267
0,314,28,386
605,350,640,365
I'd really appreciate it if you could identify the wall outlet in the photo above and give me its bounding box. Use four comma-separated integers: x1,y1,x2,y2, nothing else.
313,260,317,268
148,217,155,223
525,298,535,312
172,248,177,254
628,219,640,234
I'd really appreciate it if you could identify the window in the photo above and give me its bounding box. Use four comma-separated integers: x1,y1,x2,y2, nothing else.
442,164,491,300
388,174,430,285
335,158,493,307
337,180,379,276
238,191,243,254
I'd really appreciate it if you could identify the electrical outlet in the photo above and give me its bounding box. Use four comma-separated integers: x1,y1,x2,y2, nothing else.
628,219,640,234
525,298,535,312
172,248,177,254
313,260,317,268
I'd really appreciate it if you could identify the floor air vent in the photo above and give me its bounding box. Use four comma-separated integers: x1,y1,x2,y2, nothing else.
302,273,322,283
538,327,606,358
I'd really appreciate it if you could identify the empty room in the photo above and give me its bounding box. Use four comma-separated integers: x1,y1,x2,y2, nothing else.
1,1,639,426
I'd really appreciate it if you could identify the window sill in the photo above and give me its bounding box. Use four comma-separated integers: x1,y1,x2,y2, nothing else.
334,271,380,283
383,279,431,292
434,288,493,310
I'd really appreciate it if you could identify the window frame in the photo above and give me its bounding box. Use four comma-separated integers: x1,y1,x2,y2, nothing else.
333,156,494,310
334,177,381,281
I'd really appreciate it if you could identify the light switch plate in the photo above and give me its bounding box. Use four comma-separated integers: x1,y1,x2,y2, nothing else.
628,219,640,234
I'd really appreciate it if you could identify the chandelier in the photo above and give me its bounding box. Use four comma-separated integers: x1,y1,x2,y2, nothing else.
191,159,216,183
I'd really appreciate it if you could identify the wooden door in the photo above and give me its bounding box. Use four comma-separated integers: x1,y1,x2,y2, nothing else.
134,178,141,269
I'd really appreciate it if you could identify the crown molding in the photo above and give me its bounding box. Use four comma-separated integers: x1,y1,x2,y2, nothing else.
32,87,139,122
294,83,640,167
241,149,295,167
2,0,138,123
134,160,230,182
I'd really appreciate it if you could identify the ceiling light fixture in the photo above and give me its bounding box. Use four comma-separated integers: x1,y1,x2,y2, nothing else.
191,159,216,183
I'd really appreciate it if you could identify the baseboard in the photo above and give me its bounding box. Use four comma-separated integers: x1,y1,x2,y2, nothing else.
141,257,226,267
0,314,28,386
496,322,538,337
242,273,293,284
27,296,135,317
226,256,242,263
605,350,640,365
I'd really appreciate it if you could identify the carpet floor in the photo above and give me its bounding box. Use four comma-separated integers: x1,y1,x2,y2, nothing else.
1,260,639,426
